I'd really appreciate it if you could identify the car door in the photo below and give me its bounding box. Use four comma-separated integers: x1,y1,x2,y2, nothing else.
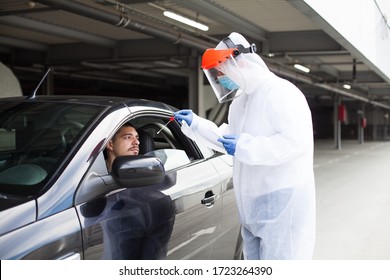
0,203,83,260
75,111,224,259
163,158,223,259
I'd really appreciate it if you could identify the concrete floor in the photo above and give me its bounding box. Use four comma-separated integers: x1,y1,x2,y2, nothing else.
313,140,390,259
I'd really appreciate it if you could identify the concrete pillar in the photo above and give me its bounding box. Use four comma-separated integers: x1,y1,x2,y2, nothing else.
384,113,389,140
357,105,365,144
45,68,54,95
188,50,204,116
334,94,342,150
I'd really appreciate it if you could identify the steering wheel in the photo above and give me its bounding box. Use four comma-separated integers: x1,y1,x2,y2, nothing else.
60,121,84,147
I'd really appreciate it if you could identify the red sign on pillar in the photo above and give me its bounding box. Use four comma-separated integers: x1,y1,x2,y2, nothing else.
361,117,367,128
338,104,347,122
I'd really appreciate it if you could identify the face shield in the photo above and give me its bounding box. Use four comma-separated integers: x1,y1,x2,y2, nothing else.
201,38,257,103
202,49,245,103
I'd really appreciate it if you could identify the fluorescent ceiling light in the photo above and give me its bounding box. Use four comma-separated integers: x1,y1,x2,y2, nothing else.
163,11,209,31
293,64,310,73
343,84,351,89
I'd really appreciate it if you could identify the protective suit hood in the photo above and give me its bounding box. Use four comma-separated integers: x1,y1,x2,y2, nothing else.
215,32,274,95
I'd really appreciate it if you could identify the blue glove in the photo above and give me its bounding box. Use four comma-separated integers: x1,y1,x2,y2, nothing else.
218,135,239,156
174,109,193,126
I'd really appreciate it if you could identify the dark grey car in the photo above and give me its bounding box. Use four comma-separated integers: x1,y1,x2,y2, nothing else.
0,96,241,260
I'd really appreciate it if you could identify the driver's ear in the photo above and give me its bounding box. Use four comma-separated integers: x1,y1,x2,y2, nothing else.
106,139,114,151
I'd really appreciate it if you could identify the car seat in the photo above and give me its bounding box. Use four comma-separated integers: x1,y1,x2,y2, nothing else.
138,130,155,155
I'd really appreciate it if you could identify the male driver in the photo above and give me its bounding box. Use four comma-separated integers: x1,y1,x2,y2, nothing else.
105,123,140,172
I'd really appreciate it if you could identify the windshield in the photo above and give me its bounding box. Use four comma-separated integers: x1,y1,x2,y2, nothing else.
0,101,101,196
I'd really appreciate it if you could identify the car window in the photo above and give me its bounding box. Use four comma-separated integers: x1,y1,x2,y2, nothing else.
0,101,102,195
102,114,201,173
134,115,208,159
145,149,190,171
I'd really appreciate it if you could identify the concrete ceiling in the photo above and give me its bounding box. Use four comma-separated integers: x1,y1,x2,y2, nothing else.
1,0,389,108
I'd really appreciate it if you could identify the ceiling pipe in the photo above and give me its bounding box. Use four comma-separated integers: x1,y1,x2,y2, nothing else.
0,35,48,51
34,0,214,50
267,62,390,110
286,50,351,57
0,15,116,48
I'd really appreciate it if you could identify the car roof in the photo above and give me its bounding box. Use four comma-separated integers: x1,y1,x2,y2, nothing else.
0,95,176,112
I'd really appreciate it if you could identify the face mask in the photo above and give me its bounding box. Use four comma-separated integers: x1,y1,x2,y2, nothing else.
217,75,240,91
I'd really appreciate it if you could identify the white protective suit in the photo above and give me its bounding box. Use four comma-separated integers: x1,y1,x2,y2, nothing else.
181,32,316,259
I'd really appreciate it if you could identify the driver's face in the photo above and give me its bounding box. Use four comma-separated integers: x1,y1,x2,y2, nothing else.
109,126,140,156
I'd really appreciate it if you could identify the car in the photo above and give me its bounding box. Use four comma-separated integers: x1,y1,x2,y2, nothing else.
0,95,242,260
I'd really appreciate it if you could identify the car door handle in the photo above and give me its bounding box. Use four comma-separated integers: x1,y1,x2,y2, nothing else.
201,191,218,208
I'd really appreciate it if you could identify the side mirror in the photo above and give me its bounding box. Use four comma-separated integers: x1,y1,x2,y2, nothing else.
111,155,165,187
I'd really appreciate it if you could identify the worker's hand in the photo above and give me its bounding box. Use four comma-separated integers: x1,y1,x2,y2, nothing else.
218,135,239,156
174,109,194,126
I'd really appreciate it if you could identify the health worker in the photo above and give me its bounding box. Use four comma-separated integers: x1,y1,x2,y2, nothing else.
174,32,316,260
